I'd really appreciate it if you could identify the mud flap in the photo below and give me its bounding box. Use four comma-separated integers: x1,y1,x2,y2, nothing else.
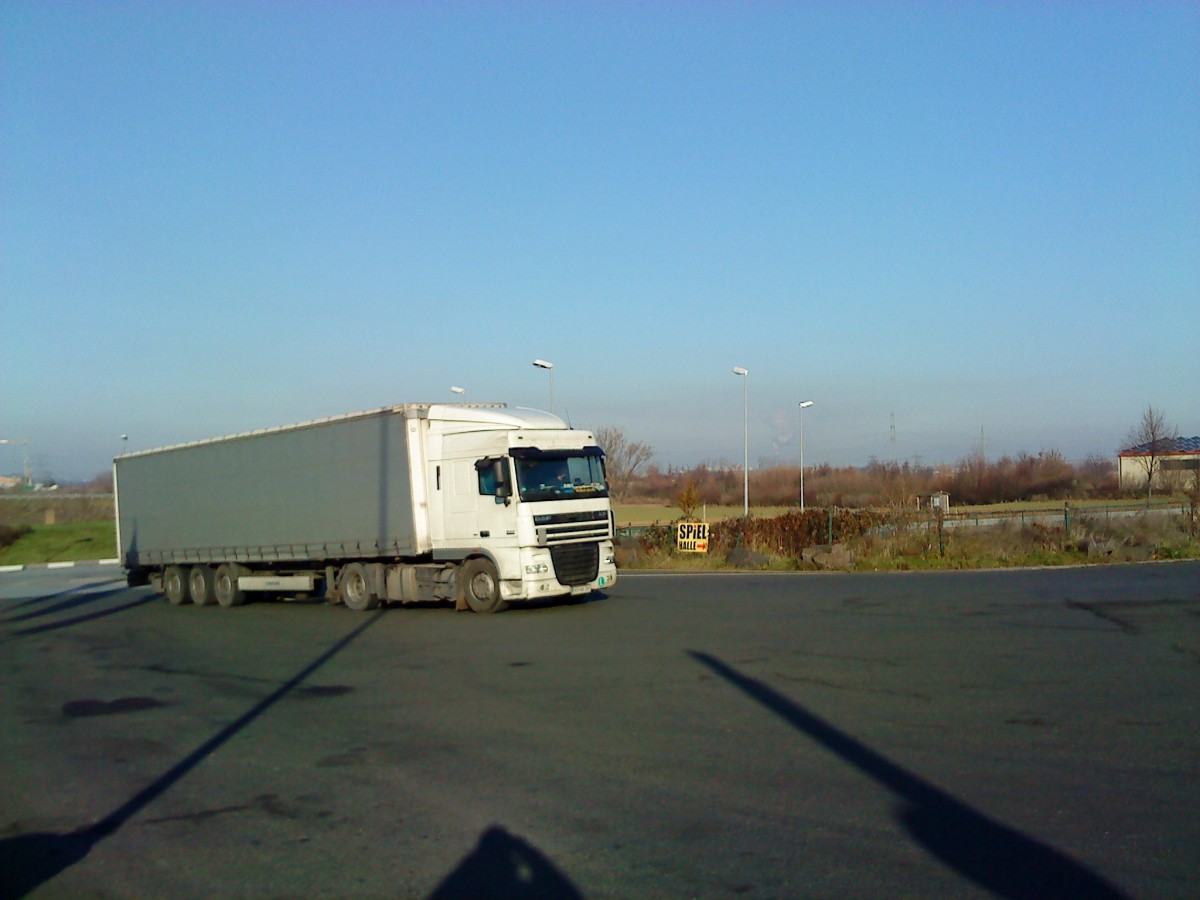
452,565,469,611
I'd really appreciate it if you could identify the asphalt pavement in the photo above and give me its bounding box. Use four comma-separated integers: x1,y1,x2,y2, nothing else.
1,562,1198,898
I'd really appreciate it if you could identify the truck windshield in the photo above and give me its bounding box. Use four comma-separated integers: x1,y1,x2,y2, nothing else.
513,451,609,502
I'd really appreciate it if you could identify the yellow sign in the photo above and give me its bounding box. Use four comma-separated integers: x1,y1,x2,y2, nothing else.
676,521,710,553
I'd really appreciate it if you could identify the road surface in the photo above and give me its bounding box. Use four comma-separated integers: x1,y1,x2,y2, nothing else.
2,562,1197,898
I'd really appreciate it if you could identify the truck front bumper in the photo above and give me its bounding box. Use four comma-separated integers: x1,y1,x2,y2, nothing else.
506,543,617,600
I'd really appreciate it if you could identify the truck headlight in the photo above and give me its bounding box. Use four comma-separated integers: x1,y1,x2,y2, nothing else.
525,563,550,575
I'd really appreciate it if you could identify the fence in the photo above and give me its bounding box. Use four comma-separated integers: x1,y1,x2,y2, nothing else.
939,501,1188,531
617,501,1195,554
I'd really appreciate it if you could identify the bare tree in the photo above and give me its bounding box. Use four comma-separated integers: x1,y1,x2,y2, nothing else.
594,426,653,500
1124,405,1179,502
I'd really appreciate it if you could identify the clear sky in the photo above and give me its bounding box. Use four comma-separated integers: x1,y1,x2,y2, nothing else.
3,2,1197,482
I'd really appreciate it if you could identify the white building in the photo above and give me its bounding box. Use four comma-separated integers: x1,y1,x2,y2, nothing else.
1118,436,1200,490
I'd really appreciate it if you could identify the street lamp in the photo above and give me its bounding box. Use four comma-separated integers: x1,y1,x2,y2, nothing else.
732,367,749,516
798,400,814,511
532,359,555,412
450,386,466,398
0,438,31,485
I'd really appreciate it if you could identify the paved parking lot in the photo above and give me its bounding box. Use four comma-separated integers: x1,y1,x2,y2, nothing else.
2,562,1198,898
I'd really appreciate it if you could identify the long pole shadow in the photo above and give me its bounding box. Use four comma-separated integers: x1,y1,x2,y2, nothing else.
6,593,158,638
1,579,122,613
688,651,1129,900
0,611,385,899
3,585,132,625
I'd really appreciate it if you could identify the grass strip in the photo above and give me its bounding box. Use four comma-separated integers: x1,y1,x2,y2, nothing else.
0,521,118,565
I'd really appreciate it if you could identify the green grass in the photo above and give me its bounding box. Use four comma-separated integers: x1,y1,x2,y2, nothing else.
0,520,117,565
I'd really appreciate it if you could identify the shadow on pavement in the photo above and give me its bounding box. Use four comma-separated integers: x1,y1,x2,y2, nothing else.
429,825,583,900
0,610,385,899
688,650,1129,900
7,593,158,638
2,585,131,625
1,579,121,613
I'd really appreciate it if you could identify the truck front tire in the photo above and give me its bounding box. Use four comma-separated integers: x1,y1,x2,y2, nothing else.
461,558,508,614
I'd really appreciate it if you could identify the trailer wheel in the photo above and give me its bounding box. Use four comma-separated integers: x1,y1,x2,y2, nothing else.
339,562,380,612
214,564,247,608
461,558,508,614
164,566,190,605
188,565,217,606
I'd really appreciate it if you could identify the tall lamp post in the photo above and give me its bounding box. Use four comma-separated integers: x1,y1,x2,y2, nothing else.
798,400,814,511
733,367,749,516
450,385,466,398
532,359,555,413
0,439,31,486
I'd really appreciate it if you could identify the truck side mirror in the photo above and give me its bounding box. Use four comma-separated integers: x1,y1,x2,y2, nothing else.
493,458,512,501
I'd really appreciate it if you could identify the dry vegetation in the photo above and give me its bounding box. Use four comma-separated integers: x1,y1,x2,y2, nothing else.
620,507,1199,571
615,451,1199,570
628,450,1118,509
0,494,115,527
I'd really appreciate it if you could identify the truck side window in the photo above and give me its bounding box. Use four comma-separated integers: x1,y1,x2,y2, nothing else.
476,457,511,502
477,461,498,495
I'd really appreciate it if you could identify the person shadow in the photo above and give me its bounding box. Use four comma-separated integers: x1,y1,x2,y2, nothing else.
429,825,583,900
688,651,1130,900
0,826,107,900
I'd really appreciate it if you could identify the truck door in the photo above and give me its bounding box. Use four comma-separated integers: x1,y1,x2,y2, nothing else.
443,458,510,546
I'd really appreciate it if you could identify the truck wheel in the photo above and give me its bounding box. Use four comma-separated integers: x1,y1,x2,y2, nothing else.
188,565,217,606
214,564,247,608
164,566,190,605
339,562,380,612
461,558,508,614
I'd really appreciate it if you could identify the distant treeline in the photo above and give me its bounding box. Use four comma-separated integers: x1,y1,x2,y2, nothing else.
628,451,1119,508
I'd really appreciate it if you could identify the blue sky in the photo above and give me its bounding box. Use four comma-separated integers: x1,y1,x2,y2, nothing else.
3,2,1197,481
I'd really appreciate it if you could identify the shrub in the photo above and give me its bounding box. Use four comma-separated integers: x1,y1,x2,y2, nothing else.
0,524,32,550
708,509,883,558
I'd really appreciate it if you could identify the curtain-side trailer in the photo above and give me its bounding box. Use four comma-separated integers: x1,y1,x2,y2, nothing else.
113,403,617,613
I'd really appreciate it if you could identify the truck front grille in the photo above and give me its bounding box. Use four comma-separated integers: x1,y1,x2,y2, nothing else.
550,543,600,586
534,510,611,546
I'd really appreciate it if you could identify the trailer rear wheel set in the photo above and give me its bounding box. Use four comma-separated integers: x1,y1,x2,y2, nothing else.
146,558,512,614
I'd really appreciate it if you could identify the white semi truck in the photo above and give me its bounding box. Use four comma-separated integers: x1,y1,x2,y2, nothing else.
113,403,617,613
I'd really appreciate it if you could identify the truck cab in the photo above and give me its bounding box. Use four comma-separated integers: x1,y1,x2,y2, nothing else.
426,405,617,611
